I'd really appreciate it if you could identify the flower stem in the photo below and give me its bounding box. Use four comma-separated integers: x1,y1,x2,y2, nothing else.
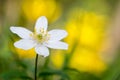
35,54,38,80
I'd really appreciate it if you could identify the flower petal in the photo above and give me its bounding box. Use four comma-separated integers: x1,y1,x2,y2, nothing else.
14,39,36,50
35,45,49,57
35,16,48,33
46,41,68,50
10,26,33,39
48,29,68,41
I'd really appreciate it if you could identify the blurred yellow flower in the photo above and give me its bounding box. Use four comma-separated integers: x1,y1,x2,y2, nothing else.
65,10,107,51
51,9,108,74
22,0,62,22
51,51,65,69
16,48,36,58
69,47,106,74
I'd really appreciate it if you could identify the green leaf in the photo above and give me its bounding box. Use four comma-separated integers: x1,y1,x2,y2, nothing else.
102,49,120,80
39,69,70,80
64,67,100,80
0,70,32,80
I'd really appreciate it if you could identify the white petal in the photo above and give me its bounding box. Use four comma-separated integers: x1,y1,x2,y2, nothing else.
46,41,68,50
35,16,48,33
35,45,49,57
10,26,33,39
48,29,68,41
14,39,36,50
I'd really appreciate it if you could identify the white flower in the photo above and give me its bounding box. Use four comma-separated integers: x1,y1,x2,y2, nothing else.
10,16,68,57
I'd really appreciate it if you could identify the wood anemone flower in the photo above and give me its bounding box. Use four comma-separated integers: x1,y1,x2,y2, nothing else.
10,16,68,57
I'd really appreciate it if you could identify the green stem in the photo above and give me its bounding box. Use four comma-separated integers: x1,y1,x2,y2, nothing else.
35,54,38,80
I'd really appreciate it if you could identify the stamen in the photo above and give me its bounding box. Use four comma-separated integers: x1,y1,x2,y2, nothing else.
33,28,50,43
40,28,44,33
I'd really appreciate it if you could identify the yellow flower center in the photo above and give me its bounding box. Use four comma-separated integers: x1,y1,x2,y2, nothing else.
37,34,43,40
32,28,50,43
